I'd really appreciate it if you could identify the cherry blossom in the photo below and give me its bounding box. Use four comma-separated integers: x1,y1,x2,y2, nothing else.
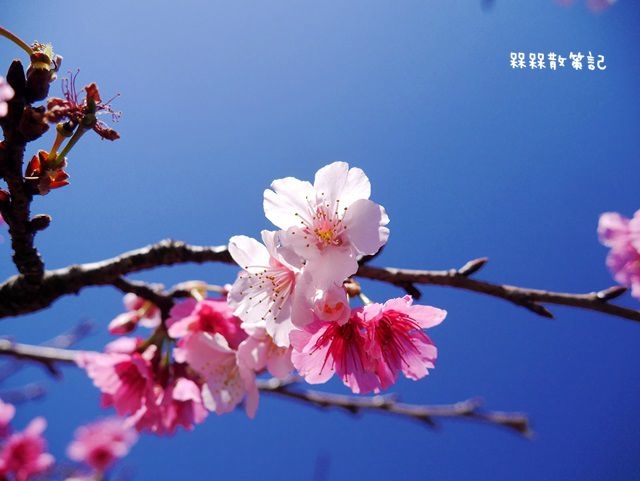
76,340,156,417
228,230,309,347
67,417,137,472
290,315,380,394
176,332,259,418
237,325,294,379
599,211,640,299
158,377,209,433
264,161,389,285
291,296,445,393
0,417,54,481
168,297,246,350
363,296,446,389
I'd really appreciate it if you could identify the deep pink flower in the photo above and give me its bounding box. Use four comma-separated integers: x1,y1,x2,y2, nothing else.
290,315,380,394
598,211,640,299
168,297,246,350
159,377,209,433
67,417,137,472
128,375,209,435
176,333,259,417
0,76,14,118
76,342,156,417
264,161,389,285
363,296,446,390
228,230,310,347
291,296,445,393
0,417,54,481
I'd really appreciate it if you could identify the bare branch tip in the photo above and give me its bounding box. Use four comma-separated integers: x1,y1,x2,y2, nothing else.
457,257,489,277
596,285,627,302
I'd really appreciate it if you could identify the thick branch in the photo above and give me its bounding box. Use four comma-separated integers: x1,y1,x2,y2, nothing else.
0,341,530,435
0,240,638,324
0,60,44,281
0,240,232,318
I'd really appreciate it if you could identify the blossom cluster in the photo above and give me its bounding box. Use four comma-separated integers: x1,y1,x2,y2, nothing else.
0,400,134,481
77,162,445,434
598,210,640,299
0,400,53,481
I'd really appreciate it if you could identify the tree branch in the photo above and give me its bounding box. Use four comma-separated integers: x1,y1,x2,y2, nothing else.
0,60,45,282
0,341,530,436
0,239,232,318
356,261,639,322
256,377,530,437
0,240,638,323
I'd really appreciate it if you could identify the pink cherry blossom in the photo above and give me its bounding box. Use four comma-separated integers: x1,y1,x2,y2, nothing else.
0,417,54,481
237,326,293,379
228,230,310,347
0,399,15,439
264,161,389,285
0,76,14,118
109,293,161,334
363,296,446,390
67,417,137,472
168,297,246,350
599,211,640,299
129,374,208,435
290,315,380,394
291,296,445,393
76,342,156,417
176,332,259,418
159,377,209,433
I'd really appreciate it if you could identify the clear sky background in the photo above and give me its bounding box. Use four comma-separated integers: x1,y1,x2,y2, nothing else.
1,1,640,480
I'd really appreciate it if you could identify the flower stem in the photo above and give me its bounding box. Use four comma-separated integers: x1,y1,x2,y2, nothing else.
359,292,373,305
0,26,33,56
47,133,66,163
55,125,88,165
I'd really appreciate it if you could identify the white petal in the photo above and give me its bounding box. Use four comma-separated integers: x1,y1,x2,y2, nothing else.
263,177,315,229
343,199,389,255
228,235,270,270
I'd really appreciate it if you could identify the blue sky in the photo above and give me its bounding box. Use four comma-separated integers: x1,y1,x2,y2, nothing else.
1,1,640,480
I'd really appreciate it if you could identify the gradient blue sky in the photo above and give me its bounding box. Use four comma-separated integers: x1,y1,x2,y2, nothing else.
1,1,640,480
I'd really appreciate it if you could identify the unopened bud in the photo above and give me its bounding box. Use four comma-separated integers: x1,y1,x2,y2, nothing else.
18,105,49,141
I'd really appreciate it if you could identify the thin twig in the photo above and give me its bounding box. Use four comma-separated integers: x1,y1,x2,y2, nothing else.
0,319,93,382
0,341,530,435
356,261,639,322
0,241,638,323
256,377,531,436
0,339,77,377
